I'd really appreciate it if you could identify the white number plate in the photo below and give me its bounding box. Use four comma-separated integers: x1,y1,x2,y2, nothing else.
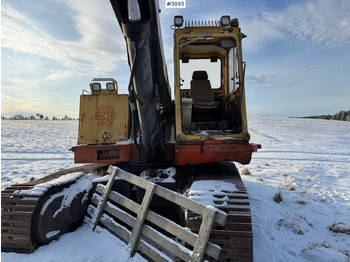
166,0,186,8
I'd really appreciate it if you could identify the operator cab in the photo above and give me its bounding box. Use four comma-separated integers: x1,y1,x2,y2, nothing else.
174,16,246,138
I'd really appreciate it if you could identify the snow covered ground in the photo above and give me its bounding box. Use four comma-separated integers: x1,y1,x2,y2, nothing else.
1,117,350,261
238,117,350,262
1,120,80,189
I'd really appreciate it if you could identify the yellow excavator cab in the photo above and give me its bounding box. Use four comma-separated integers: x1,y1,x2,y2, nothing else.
173,16,249,141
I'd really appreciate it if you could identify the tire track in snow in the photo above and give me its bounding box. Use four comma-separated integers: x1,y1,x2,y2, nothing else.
249,128,282,142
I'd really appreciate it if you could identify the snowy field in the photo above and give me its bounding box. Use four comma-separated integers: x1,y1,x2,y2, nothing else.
1,117,350,261
1,120,80,189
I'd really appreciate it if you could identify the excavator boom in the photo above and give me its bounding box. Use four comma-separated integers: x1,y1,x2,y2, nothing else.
110,0,172,158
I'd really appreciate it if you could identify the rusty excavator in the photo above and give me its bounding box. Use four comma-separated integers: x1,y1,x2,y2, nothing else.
2,0,260,261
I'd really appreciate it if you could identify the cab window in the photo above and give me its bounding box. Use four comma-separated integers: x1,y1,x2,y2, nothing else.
180,58,221,90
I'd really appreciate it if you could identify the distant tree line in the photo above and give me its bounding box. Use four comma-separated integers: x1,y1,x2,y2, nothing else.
303,110,350,121
2,113,77,120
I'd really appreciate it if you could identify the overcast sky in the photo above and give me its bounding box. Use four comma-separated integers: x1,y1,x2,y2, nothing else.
1,0,350,118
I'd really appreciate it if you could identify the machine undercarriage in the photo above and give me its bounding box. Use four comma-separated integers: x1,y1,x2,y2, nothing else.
2,162,253,261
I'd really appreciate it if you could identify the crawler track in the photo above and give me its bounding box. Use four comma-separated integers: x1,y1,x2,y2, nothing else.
2,162,253,261
186,162,253,262
1,163,109,253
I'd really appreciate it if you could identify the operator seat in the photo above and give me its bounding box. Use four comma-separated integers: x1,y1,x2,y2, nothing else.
190,71,219,108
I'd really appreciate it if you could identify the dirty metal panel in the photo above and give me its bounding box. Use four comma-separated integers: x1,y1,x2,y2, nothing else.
72,144,139,163
78,94,130,144
176,139,260,165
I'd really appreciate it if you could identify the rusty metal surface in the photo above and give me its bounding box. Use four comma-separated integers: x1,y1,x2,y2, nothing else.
176,139,260,165
71,143,176,164
186,162,253,261
72,144,140,163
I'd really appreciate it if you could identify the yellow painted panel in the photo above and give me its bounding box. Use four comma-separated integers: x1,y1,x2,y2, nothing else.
78,94,130,144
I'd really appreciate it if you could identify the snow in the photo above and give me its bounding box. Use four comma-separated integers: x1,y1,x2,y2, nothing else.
1,120,81,190
40,174,96,217
115,138,134,145
2,225,145,262
237,117,350,261
2,117,350,261
187,180,238,206
16,172,84,196
92,174,111,184
46,231,60,239
139,167,176,183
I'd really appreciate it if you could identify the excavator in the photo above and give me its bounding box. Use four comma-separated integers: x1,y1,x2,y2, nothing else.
1,0,260,261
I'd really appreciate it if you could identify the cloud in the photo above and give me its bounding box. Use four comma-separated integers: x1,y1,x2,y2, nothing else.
160,0,350,52
241,0,350,51
246,71,282,86
289,0,350,45
1,0,127,82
